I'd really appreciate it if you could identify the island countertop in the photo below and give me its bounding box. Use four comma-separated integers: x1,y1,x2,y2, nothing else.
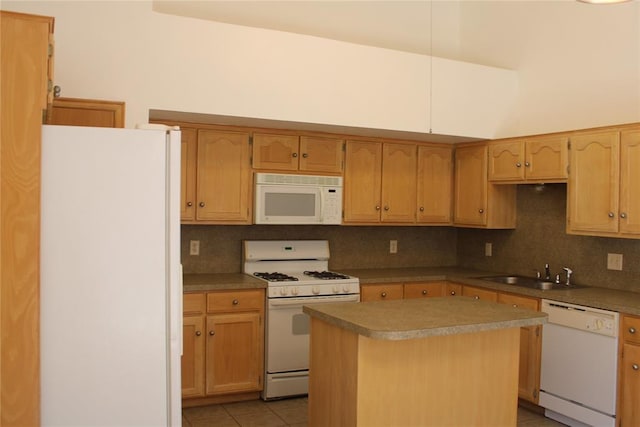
303,296,547,340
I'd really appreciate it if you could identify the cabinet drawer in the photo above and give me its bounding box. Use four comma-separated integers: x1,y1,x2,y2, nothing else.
184,292,205,315
404,282,446,299
622,315,640,344
360,283,403,302
207,289,264,313
462,285,498,302
497,293,539,311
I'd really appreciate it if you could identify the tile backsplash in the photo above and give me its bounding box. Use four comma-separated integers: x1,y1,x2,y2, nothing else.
182,184,640,293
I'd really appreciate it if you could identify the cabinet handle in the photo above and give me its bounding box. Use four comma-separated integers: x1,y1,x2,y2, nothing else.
375,205,381,211
209,331,215,336
384,206,390,211
232,299,239,305
621,212,627,219
422,290,428,295
473,295,480,300
630,327,636,334
381,292,387,298
199,202,205,208
478,209,484,214
302,153,308,158
633,364,639,371
512,304,518,308
419,207,425,212
292,152,298,158
516,162,522,168
195,331,201,336
187,201,193,207
525,162,531,167
608,212,615,218
450,291,457,296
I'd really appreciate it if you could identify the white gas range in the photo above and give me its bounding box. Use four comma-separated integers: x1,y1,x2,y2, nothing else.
243,240,360,400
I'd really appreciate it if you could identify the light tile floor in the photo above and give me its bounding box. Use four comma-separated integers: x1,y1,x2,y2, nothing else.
182,397,566,426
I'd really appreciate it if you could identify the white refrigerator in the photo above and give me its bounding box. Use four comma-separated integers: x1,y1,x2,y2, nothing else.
40,125,182,426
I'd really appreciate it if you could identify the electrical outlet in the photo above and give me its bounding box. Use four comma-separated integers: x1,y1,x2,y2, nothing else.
485,242,492,257
607,253,623,271
389,240,398,254
190,240,200,256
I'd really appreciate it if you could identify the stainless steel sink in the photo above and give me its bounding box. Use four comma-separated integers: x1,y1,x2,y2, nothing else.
480,275,585,290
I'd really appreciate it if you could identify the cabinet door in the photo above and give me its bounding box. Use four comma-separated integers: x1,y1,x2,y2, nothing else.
619,128,640,236
206,312,263,395
49,97,125,128
299,136,343,173
343,140,382,223
252,133,299,171
497,293,541,403
360,283,403,302
567,131,620,234
445,282,463,297
403,282,445,299
462,285,498,302
196,130,251,223
416,146,452,224
182,315,205,398
180,128,197,221
620,343,640,427
454,145,488,226
381,143,417,223
488,140,524,181
525,136,568,182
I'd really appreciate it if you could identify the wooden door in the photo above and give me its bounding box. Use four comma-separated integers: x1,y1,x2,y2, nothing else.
252,133,299,171
488,140,524,181
1,11,54,426
360,283,404,302
381,143,417,223
462,285,498,302
567,131,620,235
525,136,568,182
454,145,488,226
196,130,251,223
343,140,382,223
180,128,197,221
619,128,640,236
49,97,125,128
206,312,263,395
182,315,205,398
416,145,452,224
403,282,446,299
620,342,640,426
299,136,343,173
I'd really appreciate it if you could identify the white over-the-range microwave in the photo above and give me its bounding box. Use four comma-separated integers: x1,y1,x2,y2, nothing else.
254,173,342,225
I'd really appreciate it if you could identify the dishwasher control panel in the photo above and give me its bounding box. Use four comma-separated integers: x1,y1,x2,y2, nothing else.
542,299,619,338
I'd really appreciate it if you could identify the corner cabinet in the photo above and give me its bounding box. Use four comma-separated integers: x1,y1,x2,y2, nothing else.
182,289,265,406
567,127,640,238
618,314,640,427
454,144,516,229
488,135,568,183
252,133,344,173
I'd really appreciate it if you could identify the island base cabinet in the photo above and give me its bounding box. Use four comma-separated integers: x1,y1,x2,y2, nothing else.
308,318,520,427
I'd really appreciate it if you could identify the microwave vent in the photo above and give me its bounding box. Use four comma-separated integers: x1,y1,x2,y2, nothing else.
255,173,342,187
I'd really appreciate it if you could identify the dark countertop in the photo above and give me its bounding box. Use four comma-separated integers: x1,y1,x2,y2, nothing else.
183,267,640,316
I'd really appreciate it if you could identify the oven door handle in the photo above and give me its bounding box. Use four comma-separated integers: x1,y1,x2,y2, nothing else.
268,295,359,307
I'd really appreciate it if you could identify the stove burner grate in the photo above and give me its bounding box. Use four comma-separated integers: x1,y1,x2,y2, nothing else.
303,270,350,280
253,272,299,282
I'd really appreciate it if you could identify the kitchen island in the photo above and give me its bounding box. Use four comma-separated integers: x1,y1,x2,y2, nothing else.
303,297,547,427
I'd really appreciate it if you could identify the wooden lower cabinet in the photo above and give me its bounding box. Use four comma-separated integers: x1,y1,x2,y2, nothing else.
403,281,447,299
182,289,265,405
461,285,498,302
618,314,640,427
361,281,464,302
360,283,404,302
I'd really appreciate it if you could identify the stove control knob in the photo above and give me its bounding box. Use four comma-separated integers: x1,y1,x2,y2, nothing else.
280,287,288,296
342,285,350,293
332,285,339,293
291,287,299,296
312,286,320,295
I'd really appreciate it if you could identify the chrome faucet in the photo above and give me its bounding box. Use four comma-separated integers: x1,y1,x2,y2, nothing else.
563,267,573,286
544,263,551,280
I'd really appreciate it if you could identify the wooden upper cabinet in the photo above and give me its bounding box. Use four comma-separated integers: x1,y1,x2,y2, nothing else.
619,128,640,236
381,143,417,223
416,145,452,224
567,130,620,235
488,136,568,183
252,133,343,173
343,140,383,223
196,129,252,223
49,97,125,128
180,128,198,221
454,143,516,229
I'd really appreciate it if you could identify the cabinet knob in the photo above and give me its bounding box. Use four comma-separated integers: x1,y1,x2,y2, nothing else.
292,152,298,158
621,212,627,219
199,202,205,208
512,304,518,308
450,290,456,296
302,153,308,158
608,212,615,218
187,201,193,207
375,205,381,211
384,206,390,211
474,295,480,300
525,162,531,167
516,162,522,168
209,330,215,336
381,292,387,298
478,209,484,214
419,207,424,212
422,290,428,295
633,364,639,371
232,299,239,305
195,331,201,336
630,327,637,334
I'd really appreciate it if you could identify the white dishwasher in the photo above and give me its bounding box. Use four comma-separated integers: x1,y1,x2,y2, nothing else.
539,299,619,427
